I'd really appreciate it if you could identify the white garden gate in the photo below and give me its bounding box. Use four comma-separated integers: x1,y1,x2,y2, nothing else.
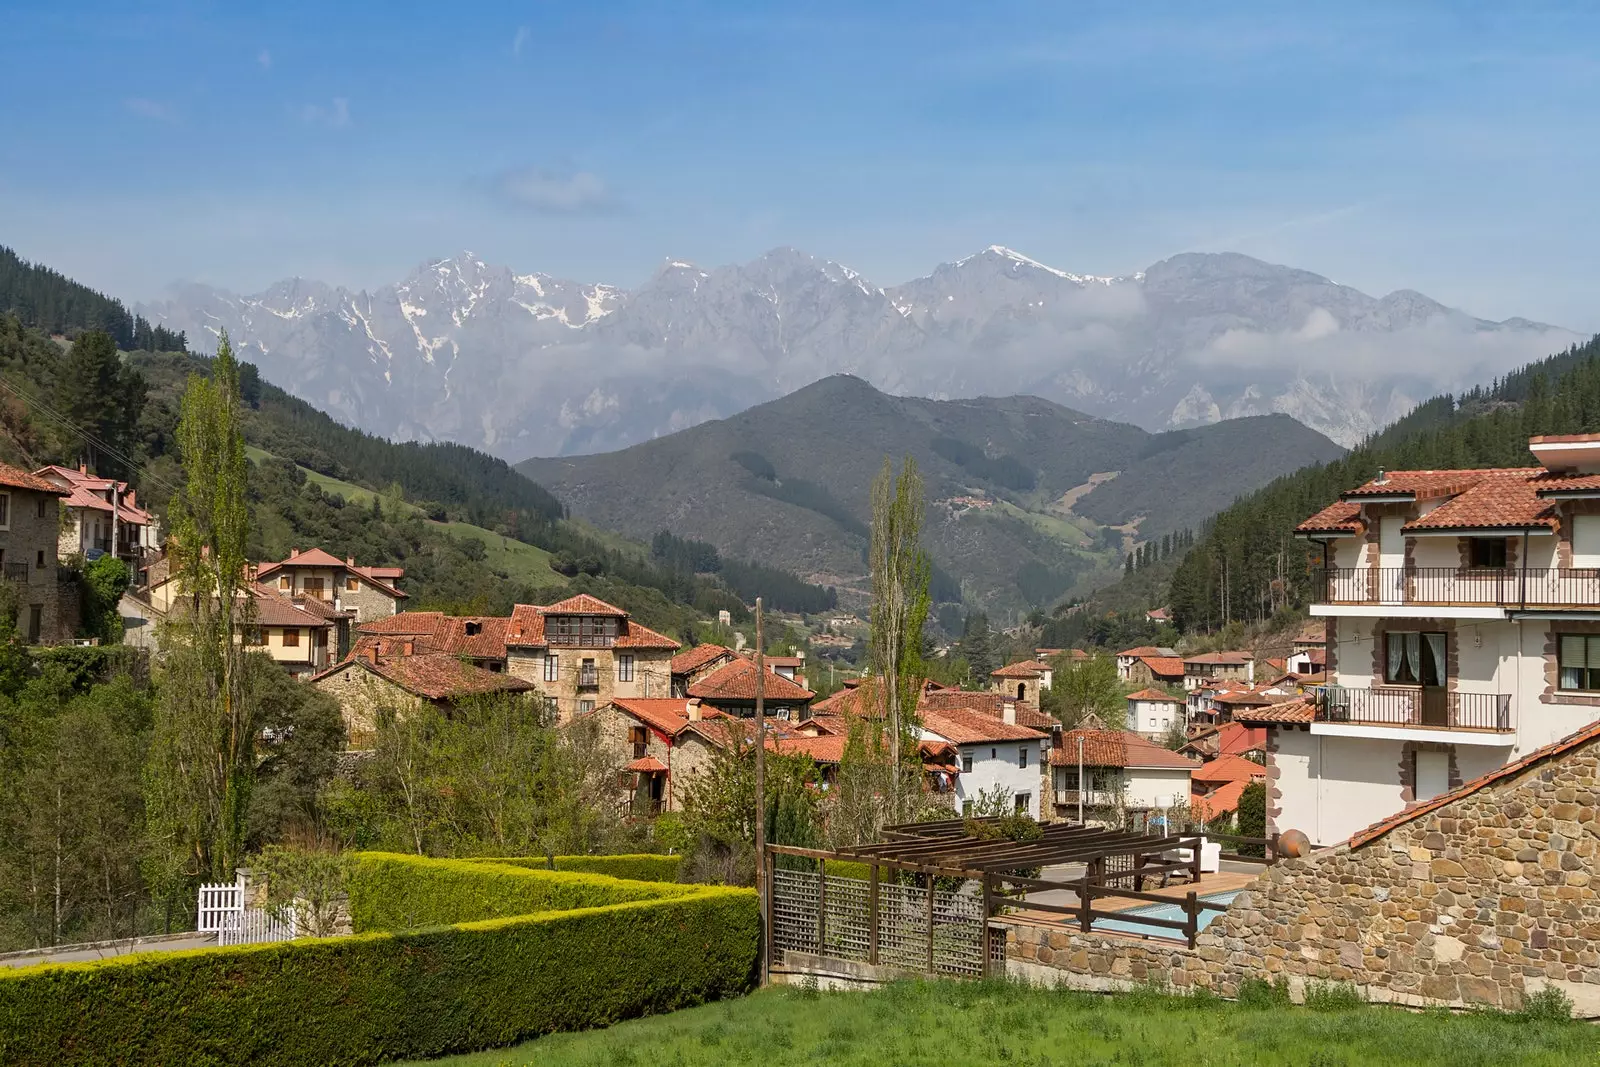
197,872,298,946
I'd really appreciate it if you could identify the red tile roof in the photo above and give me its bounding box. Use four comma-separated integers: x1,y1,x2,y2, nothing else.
1191,779,1251,820
772,733,847,764
623,755,668,773
249,590,334,628
614,621,681,650
812,683,872,716
1137,656,1186,679
1215,722,1269,755
668,643,732,675
610,698,712,738
688,658,814,703
268,547,349,568
316,650,535,701
918,689,1056,731
1127,688,1184,703
538,593,628,616
1293,464,1600,538
1051,729,1200,770
254,549,408,598
35,466,152,523
0,462,69,495
1183,651,1253,666
1295,498,1364,535
1191,754,1266,785
1348,716,1600,850
1117,645,1165,657
358,611,446,636
921,707,1047,745
991,659,1050,679
1229,700,1315,724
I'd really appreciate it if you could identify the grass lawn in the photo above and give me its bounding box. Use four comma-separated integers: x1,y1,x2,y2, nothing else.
407,979,1598,1067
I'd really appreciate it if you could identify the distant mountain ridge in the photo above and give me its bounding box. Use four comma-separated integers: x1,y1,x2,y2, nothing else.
138,245,1577,459
516,375,1345,617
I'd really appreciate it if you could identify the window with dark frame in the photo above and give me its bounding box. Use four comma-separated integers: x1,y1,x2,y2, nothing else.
962,754,973,773
1384,630,1446,686
35,498,45,519
1559,635,1600,691
544,654,559,683
617,653,635,682
1018,746,1028,769
282,628,300,647
1467,537,1508,568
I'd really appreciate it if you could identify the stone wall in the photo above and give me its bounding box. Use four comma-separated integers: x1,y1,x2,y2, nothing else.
1006,727,1600,1016
312,666,425,749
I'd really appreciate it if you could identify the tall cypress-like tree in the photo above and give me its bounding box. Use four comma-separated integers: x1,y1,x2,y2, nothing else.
144,331,254,893
868,455,930,821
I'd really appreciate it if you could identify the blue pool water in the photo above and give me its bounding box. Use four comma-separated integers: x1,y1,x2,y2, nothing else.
1090,890,1241,938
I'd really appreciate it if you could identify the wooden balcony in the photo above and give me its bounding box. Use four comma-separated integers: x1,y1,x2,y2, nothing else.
1319,566,1600,610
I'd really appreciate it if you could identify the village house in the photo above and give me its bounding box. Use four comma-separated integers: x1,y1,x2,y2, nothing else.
247,586,340,676
766,653,808,689
1179,720,1267,763
592,696,736,814
0,463,70,643
504,593,679,722
686,656,815,719
1187,753,1266,823
669,643,737,696
1115,645,1185,686
1049,724,1199,823
990,658,1053,706
1268,433,1600,844
1181,650,1254,690
919,706,1048,818
35,464,158,565
312,638,538,749
253,547,407,622
1125,687,1186,739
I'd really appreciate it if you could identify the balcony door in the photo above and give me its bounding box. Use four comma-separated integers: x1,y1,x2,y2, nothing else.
1386,630,1448,726
1378,517,1405,604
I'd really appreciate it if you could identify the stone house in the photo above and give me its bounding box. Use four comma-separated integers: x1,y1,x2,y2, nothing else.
990,659,1053,707
686,656,815,721
0,463,71,643
1181,650,1254,690
312,641,537,749
1281,433,1600,844
357,611,511,671
592,696,734,814
247,588,340,677
670,642,736,697
505,593,679,722
35,464,158,565
253,547,407,622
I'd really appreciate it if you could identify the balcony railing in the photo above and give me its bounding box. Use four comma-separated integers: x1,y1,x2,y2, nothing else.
1310,685,1512,732
576,667,599,688
1319,566,1600,609
3,562,27,583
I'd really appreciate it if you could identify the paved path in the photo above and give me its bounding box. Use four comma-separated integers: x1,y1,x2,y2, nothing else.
0,933,215,968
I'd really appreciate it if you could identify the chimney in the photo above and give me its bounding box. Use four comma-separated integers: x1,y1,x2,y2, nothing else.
290,547,299,558
1002,700,1017,725
686,698,702,722
402,639,414,657
1373,469,1387,485
347,556,355,566
78,462,87,475
366,645,379,665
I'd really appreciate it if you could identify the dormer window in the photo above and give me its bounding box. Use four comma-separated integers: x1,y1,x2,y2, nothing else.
464,621,482,637
1467,537,1507,568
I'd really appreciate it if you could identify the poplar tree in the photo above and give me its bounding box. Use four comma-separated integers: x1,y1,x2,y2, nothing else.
868,455,930,820
144,331,254,891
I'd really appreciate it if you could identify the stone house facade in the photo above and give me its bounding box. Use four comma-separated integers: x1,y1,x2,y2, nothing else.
0,463,70,642
990,660,1053,707
1003,714,1600,1016
505,594,679,723
592,697,728,814
254,547,407,623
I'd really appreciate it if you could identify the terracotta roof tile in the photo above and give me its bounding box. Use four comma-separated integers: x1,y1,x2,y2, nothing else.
1191,780,1250,820
614,621,680,650
623,755,669,773
918,689,1056,731
1127,688,1185,703
610,697,713,738
1348,717,1600,850
688,658,813,703
772,733,847,764
1230,700,1315,724
1137,656,1185,678
1183,651,1253,666
1191,754,1267,785
249,590,333,628
671,643,733,675
1295,498,1363,535
538,593,628,616
358,611,446,636
991,659,1050,678
1402,468,1555,532
0,462,69,495
921,707,1047,744
1051,729,1199,770
316,650,535,701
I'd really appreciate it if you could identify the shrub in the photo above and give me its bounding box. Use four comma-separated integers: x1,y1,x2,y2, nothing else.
1305,981,1365,1012
0,856,757,1067
1519,985,1575,1023
1237,976,1291,1009
470,854,684,884
346,852,694,932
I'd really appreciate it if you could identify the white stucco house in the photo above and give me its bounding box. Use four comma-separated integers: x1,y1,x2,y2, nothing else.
1263,434,1600,846
1126,688,1186,738
919,707,1047,819
1047,727,1199,823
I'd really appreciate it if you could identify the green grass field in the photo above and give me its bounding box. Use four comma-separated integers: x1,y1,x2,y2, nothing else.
406,979,1598,1067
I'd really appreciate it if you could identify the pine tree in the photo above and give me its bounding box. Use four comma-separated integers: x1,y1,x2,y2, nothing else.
52,330,146,478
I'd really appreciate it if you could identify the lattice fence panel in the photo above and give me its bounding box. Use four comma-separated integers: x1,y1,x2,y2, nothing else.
930,886,985,976
771,868,819,961
770,868,986,977
821,874,871,962
1100,852,1138,888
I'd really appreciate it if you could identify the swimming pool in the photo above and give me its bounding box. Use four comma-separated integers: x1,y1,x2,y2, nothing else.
1090,890,1242,938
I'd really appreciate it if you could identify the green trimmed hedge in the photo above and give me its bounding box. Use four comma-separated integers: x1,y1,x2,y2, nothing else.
348,852,694,932
0,855,757,1067
473,853,683,883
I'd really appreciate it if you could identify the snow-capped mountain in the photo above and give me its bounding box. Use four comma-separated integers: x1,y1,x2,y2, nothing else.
139,246,1579,458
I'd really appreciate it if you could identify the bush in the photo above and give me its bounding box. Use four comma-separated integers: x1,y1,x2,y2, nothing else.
1237,976,1291,1009
1305,981,1365,1012
0,855,758,1067
471,854,684,884
1520,985,1575,1023
346,852,695,932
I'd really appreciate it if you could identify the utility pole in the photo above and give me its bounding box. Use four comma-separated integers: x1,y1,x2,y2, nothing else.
110,481,119,563
753,597,768,987
1077,733,1085,826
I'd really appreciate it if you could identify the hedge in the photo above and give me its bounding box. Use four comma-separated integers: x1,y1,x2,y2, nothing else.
472,854,683,883
0,856,758,1067
347,852,695,932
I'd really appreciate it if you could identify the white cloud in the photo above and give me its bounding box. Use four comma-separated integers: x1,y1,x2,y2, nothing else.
124,97,176,123
492,167,620,214
257,49,272,70
512,26,530,59
302,97,351,128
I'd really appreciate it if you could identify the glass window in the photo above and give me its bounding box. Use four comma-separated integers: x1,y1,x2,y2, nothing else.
962,754,973,774
617,653,635,682
544,654,559,683
961,799,973,817
0,493,10,527
1017,746,1028,769
1468,538,1508,568
35,498,45,519
1385,631,1446,686
1558,635,1600,691
1013,792,1031,814
578,699,595,715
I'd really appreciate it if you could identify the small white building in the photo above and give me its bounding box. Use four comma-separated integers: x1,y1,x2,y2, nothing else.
1048,728,1198,822
919,707,1047,819
1125,688,1186,738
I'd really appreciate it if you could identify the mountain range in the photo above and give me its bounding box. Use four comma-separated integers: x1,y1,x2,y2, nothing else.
516,375,1345,617
137,247,1579,459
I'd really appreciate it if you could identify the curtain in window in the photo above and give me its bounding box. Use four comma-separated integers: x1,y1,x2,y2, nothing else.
1561,635,1587,690
1387,632,1406,683
1423,632,1446,687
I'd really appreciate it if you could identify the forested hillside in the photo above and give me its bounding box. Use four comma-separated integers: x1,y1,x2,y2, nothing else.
0,246,186,353
1164,335,1600,631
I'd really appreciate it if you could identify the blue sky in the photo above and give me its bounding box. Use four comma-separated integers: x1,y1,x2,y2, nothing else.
1,1,1596,330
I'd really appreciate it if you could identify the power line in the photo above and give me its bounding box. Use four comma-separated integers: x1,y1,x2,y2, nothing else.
0,375,180,495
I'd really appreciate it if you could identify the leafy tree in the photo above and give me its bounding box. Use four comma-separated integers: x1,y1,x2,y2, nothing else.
1236,780,1267,854
244,655,346,849
1041,653,1124,728
79,555,131,645
868,456,930,821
